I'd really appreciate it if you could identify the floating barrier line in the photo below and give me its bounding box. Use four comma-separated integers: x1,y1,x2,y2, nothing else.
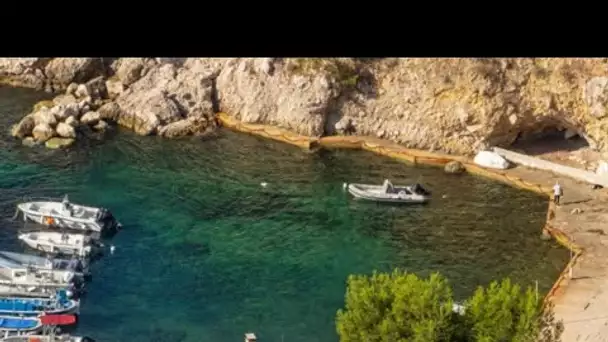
216,112,583,307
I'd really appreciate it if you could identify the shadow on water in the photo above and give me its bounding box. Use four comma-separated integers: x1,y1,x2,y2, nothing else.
0,86,570,342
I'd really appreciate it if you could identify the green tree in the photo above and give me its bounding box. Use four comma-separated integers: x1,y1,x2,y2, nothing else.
335,269,454,342
336,270,563,342
462,279,563,342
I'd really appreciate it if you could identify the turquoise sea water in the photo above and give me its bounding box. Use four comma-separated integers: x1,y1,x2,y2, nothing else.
0,86,569,341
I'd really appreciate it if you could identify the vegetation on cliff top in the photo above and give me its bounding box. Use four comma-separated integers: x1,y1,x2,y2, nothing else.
288,58,361,88
336,269,563,342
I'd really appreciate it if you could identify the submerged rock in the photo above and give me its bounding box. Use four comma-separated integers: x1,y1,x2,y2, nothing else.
21,137,37,147
444,161,466,174
45,137,75,149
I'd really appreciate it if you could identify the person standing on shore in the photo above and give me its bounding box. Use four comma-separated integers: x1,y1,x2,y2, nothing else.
553,181,563,205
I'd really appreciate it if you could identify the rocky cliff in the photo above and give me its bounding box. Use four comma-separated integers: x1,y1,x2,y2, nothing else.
3,57,608,155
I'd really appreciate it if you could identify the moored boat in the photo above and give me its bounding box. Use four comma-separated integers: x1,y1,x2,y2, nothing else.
16,195,121,234
0,257,83,295
18,232,95,258
1,336,94,342
0,290,79,316
0,315,42,333
0,252,90,281
347,179,432,203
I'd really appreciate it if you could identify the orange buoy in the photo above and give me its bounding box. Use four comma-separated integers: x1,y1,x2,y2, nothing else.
44,216,55,225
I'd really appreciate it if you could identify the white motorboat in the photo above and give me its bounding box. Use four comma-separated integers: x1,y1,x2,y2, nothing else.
0,252,90,281
347,180,432,204
18,232,94,258
16,195,121,234
0,284,64,299
0,259,75,288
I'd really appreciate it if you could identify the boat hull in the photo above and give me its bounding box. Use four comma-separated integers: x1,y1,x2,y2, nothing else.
18,233,93,258
17,200,122,235
0,299,79,317
347,183,431,204
0,316,42,333
20,211,102,233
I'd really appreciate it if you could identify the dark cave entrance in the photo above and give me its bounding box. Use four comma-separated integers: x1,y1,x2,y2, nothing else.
509,123,600,171
510,125,591,156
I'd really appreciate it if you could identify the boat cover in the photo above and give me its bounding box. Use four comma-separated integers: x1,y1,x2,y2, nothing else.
0,317,38,329
0,299,40,312
40,314,76,326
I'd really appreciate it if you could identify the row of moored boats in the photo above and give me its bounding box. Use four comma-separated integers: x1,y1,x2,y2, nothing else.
0,195,123,341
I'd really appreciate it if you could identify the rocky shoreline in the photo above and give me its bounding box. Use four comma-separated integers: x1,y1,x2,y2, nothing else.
2,58,608,156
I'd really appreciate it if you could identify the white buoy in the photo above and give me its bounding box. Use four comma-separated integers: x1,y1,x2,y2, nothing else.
110,245,116,255
260,182,268,188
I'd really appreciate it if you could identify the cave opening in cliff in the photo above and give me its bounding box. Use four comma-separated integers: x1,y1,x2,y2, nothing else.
509,123,599,169
511,126,589,155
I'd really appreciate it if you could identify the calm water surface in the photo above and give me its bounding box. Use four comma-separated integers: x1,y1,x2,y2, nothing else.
0,86,569,342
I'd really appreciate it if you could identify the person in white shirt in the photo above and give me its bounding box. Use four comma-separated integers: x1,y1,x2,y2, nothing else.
553,182,563,205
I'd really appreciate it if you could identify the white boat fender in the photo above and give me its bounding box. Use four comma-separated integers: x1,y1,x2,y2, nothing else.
342,183,347,190
110,245,115,255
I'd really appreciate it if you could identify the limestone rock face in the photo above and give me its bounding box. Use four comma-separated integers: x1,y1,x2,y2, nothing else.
327,58,608,154
44,58,103,88
0,58,50,89
8,57,608,156
158,117,215,138
113,60,219,135
216,58,341,137
115,58,147,86
106,79,125,98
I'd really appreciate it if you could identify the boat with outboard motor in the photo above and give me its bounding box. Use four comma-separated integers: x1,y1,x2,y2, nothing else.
0,256,82,293
18,232,97,259
347,179,432,203
0,290,79,316
0,252,90,281
16,195,121,234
